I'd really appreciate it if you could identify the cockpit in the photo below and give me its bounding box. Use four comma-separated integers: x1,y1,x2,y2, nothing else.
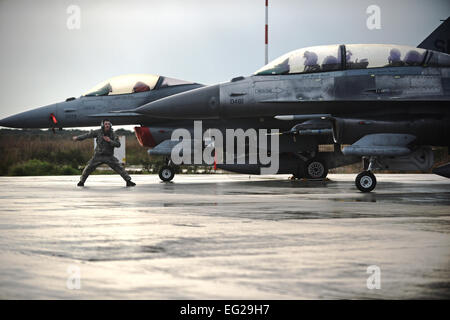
254,44,450,76
83,74,196,97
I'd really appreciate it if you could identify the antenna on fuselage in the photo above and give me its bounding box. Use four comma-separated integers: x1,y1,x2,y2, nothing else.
265,0,269,65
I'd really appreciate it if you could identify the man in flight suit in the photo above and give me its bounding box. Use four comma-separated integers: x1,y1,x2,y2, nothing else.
72,119,136,187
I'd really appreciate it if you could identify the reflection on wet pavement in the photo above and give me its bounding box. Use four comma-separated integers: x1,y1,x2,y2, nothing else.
0,174,449,299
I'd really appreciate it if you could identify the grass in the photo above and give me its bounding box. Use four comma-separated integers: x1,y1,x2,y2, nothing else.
8,159,80,176
0,128,148,176
0,129,448,176
0,129,216,176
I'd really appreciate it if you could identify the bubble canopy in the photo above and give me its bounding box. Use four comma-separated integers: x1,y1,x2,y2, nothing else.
254,44,448,75
83,74,196,97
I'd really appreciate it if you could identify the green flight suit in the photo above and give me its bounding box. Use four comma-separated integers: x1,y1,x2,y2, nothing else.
76,129,131,183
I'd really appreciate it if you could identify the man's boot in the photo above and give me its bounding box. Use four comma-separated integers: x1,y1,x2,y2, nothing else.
77,181,84,187
126,180,136,187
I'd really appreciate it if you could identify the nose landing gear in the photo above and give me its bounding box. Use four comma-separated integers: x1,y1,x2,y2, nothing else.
158,157,176,182
159,166,175,182
355,157,377,192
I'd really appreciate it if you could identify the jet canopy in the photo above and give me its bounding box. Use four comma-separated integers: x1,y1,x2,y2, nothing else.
83,74,196,96
254,44,450,75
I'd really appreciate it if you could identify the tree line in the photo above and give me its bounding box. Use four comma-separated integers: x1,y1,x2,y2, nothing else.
0,128,447,176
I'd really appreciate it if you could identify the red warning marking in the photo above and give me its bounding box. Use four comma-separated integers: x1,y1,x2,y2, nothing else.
134,126,157,148
265,25,268,44
50,113,58,125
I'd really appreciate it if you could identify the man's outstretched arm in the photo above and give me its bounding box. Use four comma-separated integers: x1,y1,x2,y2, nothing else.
73,130,97,141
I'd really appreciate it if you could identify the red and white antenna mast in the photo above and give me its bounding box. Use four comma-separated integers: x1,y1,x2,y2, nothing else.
265,0,269,65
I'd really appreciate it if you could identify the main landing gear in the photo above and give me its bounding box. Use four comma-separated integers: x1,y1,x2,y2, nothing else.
355,157,377,192
159,157,175,182
305,158,328,180
293,156,328,180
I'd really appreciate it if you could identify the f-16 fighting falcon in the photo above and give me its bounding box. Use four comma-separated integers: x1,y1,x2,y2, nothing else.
132,18,450,192
0,74,204,183
0,74,203,129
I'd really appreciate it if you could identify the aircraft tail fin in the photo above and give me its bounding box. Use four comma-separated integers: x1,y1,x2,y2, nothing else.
417,17,450,53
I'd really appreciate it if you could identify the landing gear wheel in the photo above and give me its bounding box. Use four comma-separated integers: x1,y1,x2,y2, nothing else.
305,159,328,179
355,171,377,192
159,166,175,182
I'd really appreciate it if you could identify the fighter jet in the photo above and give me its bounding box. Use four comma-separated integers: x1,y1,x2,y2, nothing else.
0,74,203,129
133,18,450,192
2,19,449,192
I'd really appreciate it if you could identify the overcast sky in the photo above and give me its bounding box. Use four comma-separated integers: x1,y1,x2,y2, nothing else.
0,0,449,128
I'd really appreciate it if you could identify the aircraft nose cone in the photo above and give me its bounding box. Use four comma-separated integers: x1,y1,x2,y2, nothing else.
0,104,58,128
135,84,220,119
0,118,9,127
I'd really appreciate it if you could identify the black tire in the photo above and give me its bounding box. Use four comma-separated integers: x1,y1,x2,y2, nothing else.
305,158,328,179
355,171,377,192
159,166,175,182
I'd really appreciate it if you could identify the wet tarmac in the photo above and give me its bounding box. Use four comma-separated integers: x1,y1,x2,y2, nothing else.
0,174,449,299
